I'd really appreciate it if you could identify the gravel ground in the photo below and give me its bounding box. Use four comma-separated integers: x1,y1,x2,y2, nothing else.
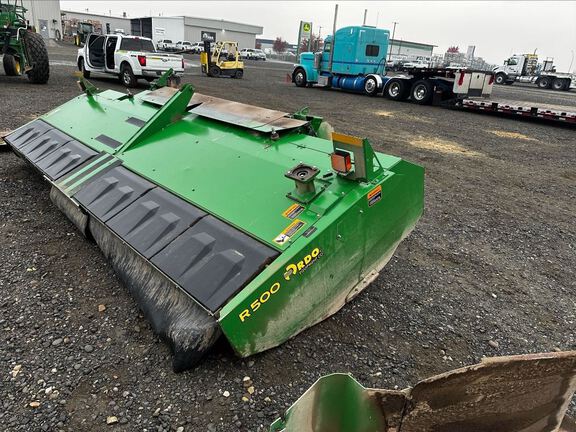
1,43,575,432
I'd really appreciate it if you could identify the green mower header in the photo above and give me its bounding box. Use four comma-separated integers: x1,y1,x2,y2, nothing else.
4,78,423,371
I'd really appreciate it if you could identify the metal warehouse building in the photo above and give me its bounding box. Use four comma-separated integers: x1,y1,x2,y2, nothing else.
61,10,132,36
21,0,62,39
130,16,263,49
389,38,436,59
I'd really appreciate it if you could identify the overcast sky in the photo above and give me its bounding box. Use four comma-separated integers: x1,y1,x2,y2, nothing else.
61,1,576,70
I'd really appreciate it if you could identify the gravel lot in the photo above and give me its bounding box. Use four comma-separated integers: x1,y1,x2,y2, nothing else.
1,43,575,431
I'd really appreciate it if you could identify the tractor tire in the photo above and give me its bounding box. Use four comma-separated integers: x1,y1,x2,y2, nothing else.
23,31,49,84
79,58,90,78
234,70,244,79
208,65,221,77
293,68,307,87
384,78,410,101
537,77,552,89
120,64,137,87
495,73,507,85
364,76,379,96
3,54,21,76
410,79,434,105
552,78,567,91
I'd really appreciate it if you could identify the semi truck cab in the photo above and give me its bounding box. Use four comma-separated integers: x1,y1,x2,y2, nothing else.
292,26,389,96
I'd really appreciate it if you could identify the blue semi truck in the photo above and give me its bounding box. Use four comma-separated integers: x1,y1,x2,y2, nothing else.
292,25,495,105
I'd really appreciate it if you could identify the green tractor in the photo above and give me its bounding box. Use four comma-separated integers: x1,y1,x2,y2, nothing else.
0,0,49,83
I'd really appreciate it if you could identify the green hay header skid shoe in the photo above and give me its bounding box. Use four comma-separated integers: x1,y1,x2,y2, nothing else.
4,77,424,371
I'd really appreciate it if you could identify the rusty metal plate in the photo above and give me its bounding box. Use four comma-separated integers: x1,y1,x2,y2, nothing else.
401,351,576,432
270,351,576,432
140,88,307,132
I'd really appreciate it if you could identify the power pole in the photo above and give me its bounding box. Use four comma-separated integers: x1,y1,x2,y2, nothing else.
388,21,398,59
328,4,338,73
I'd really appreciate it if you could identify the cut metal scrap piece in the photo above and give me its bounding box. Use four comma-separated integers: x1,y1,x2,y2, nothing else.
270,351,576,432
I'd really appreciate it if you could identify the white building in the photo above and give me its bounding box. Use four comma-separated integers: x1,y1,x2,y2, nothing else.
130,16,263,48
21,0,62,39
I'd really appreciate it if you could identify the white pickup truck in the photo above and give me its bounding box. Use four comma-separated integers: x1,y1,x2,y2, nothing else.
77,34,184,87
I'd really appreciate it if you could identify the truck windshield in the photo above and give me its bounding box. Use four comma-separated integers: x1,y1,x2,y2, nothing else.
120,38,156,53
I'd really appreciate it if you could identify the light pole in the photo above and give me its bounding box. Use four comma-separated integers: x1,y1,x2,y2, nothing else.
388,21,398,59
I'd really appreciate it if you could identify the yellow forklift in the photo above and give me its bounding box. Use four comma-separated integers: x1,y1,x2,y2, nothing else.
201,40,244,78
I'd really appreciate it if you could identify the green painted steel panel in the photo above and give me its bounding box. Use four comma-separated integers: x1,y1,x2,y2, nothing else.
40,89,406,251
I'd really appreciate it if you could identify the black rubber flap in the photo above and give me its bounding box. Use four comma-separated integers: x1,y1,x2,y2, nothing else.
73,166,155,221
152,216,278,312
4,119,52,149
106,188,207,258
35,139,98,181
17,128,74,163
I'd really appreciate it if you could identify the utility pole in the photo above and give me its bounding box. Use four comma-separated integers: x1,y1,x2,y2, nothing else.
388,21,398,59
328,4,338,73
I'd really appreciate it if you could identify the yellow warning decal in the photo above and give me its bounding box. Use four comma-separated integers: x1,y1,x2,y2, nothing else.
273,219,305,245
332,132,363,147
282,203,305,220
367,185,382,207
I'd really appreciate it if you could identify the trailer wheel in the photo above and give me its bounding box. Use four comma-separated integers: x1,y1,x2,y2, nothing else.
23,31,49,84
552,78,567,91
234,70,244,79
3,54,21,76
537,77,552,89
384,78,409,101
410,80,433,105
364,76,378,96
495,73,507,85
293,68,307,87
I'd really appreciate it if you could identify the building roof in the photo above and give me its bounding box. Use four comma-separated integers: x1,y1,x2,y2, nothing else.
62,10,263,35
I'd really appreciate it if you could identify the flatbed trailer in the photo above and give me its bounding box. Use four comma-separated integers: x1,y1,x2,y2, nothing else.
459,98,576,125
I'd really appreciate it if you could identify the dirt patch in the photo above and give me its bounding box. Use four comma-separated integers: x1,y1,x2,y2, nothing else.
408,136,484,157
376,110,434,124
488,130,538,141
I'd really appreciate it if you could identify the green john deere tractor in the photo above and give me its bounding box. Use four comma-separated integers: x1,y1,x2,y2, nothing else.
0,0,49,83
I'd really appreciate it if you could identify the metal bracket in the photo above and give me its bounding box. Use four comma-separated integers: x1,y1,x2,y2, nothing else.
77,77,100,96
150,67,174,90
117,84,194,154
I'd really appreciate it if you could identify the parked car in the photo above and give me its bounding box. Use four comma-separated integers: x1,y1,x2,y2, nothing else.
175,40,193,51
157,39,176,51
188,42,204,54
240,48,266,61
78,34,184,87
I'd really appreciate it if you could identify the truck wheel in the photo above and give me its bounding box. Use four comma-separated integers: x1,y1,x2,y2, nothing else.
552,78,567,91
537,77,552,89
495,73,507,85
410,80,433,105
293,68,307,87
79,58,90,78
3,54,21,76
120,64,137,87
384,79,409,101
364,76,379,96
234,70,243,79
23,31,49,84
